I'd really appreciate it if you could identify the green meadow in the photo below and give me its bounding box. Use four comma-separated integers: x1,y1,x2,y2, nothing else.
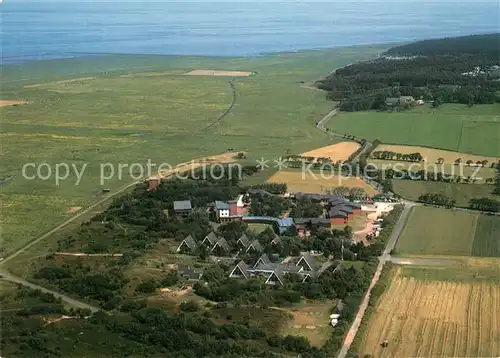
327,104,500,157
396,206,500,258
0,46,385,255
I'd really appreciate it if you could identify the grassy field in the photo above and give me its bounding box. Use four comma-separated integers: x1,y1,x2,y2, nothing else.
0,46,386,255
358,265,500,358
471,215,500,258
391,180,496,208
327,104,500,157
396,206,478,256
396,206,500,258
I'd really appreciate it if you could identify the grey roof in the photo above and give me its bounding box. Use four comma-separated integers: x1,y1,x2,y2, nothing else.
338,205,353,214
215,201,230,210
212,237,230,252
176,265,202,281
295,217,331,226
237,234,250,248
329,209,348,218
202,232,218,245
230,260,250,278
254,253,271,268
173,200,192,211
246,239,263,253
179,235,197,250
271,235,282,245
297,252,319,272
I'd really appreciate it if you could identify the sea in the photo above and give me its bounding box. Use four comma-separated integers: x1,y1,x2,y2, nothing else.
1,1,499,64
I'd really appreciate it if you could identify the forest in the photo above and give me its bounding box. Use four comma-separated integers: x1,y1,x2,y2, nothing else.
317,33,500,111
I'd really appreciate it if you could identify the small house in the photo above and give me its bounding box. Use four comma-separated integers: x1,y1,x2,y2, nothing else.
271,235,282,246
245,239,263,253
229,260,250,279
253,253,271,268
173,200,192,217
237,234,251,250
211,237,230,255
215,201,230,222
201,232,218,247
176,235,198,253
296,252,319,272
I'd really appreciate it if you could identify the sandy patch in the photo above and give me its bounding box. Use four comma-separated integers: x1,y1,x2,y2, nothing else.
24,77,95,88
66,206,82,215
374,144,499,165
0,100,27,108
149,151,242,180
354,221,374,245
185,70,254,77
267,170,378,196
301,142,361,163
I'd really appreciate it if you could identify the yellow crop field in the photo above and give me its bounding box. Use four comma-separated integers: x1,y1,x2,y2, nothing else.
267,170,378,195
359,268,500,357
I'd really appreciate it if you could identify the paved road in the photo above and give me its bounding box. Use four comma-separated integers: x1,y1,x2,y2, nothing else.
336,203,414,358
0,271,100,313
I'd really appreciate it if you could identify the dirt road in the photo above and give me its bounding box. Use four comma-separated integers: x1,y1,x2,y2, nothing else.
0,271,99,313
336,203,414,358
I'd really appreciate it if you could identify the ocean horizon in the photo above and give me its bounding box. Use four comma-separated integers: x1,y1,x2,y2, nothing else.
1,1,499,64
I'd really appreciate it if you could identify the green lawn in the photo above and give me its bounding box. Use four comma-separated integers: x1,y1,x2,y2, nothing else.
396,206,478,256
471,215,500,258
327,104,500,157
391,180,496,208
0,46,385,255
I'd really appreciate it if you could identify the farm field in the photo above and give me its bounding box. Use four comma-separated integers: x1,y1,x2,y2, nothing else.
396,206,478,256
369,159,497,184
266,169,378,195
0,46,386,255
301,141,361,163
471,215,500,258
373,144,499,165
396,206,500,258
358,265,500,358
327,104,500,157
391,180,496,207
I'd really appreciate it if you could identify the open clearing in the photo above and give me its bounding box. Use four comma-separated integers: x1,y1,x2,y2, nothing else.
276,301,334,347
0,100,27,107
327,104,500,157
267,170,378,195
301,141,361,162
358,266,500,358
374,144,499,165
185,69,254,76
391,180,496,208
396,206,500,258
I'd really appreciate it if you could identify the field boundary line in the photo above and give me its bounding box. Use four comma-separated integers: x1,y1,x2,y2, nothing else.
373,141,499,159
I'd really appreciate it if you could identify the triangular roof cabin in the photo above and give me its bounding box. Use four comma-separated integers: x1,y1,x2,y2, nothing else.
229,260,249,279
237,234,250,249
201,232,218,246
245,239,263,253
265,271,284,286
296,252,319,272
211,237,230,253
176,235,198,252
253,253,271,268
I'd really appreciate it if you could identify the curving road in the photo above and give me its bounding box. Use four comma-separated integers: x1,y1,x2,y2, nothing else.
0,271,99,313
